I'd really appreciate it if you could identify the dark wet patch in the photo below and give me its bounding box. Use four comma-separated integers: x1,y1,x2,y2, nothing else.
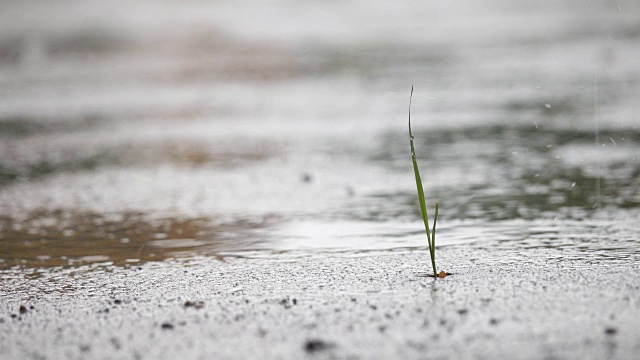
120,140,279,168
301,173,313,183
0,115,105,138
0,210,278,269
46,30,132,58
0,30,131,64
0,134,279,187
0,37,23,64
304,339,335,353
0,153,113,187
161,323,174,330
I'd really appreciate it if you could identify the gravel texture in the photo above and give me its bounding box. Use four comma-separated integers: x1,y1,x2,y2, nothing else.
2,247,639,360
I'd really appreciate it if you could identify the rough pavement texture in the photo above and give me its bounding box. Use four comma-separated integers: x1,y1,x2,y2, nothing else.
2,247,639,360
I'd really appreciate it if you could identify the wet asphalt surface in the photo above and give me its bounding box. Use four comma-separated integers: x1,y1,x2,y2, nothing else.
2,247,639,360
1,0,640,358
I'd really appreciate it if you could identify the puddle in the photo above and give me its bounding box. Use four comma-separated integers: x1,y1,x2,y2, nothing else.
1,124,639,268
0,0,639,270
2,208,637,269
0,127,281,187
365,126,640,221
0,211,278,269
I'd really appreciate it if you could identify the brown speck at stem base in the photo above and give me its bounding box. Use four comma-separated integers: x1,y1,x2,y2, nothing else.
438,271,447,278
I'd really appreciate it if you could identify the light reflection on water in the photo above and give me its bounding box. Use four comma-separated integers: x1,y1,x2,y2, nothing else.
1,210,638,269
0,212,278,269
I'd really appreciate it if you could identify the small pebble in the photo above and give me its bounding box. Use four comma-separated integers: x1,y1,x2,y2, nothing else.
184,301,205,309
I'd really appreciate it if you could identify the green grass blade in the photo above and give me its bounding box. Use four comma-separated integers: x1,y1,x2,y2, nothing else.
432,201,439,267
409,87,432,244
408,86,437,277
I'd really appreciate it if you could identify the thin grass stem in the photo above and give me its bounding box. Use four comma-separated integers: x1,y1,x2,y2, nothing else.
408,85,438,278
431,201,438,272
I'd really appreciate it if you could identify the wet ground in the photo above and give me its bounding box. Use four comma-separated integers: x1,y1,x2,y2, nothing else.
2,249,639,359
1,0,640,358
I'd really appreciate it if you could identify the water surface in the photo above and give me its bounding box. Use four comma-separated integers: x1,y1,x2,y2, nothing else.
1,0,639,269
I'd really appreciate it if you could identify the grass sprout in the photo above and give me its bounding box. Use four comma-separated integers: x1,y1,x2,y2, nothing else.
408,86,440,278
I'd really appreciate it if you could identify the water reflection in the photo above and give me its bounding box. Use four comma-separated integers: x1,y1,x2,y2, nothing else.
6,209,637,269
1,0,639,270
1,122,638,269
365,126,640,221
0,211,278,269
0,126,279,187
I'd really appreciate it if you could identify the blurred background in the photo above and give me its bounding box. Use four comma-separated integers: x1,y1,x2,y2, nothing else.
1,0,639,268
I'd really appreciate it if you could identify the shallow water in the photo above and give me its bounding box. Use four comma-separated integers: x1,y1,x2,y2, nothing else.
1,0,640,269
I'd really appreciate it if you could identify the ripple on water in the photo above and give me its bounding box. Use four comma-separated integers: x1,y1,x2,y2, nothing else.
1,206,639,268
